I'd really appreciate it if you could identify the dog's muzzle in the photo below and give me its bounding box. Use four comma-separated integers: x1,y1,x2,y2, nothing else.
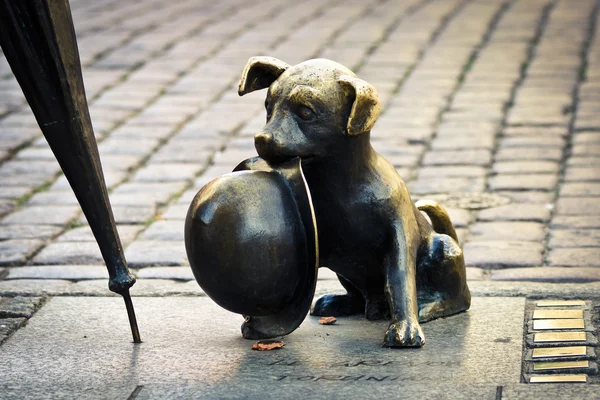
254,132,272,158
254,132,290,164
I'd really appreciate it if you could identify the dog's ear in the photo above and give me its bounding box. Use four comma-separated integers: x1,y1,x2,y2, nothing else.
338,75,380,136
238,57,290,96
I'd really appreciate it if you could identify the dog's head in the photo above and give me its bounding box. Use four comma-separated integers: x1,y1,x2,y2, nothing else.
238,57,380,164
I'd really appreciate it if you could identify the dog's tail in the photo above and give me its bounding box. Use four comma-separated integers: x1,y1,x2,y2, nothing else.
415,199,458,242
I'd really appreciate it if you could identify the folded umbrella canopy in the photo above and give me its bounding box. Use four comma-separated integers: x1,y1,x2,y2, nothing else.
0,0,141,343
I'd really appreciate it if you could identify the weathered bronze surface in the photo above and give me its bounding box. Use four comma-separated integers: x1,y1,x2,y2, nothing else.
0,0,140,342
536,300,586,307
530,374,587,383
534,332,587,343
533,319,585,330
533,360,589,371
186,57,470,348
532,309,584,319
186,159,318,339
532,346,587,358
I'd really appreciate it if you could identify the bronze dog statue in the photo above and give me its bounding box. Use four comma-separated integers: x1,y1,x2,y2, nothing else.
235,57,471,347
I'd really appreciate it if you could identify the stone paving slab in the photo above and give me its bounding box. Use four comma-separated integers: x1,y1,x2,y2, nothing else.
1,276,599,302
491,267,600,283
0,296,525,399
0,0,599,311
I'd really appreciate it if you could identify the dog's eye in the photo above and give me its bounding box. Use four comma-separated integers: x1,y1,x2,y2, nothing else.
297,105,314,120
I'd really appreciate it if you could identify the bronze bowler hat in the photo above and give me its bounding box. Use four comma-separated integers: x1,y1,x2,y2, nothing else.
185,158,318,339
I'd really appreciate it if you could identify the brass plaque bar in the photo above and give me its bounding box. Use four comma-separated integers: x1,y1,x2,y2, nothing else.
533,360,589,371
534,332,587,343
533,319,585,330
530,374,587,383
532,346,587,359
536,300,585,307
533,309,584,320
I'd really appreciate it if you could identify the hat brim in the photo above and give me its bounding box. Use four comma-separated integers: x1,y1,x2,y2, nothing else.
233,157,318,339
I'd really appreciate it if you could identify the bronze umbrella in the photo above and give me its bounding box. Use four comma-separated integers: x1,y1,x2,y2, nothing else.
0,0,140,342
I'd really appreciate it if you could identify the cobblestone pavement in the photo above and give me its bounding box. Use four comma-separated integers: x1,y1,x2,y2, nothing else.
1,0,600,297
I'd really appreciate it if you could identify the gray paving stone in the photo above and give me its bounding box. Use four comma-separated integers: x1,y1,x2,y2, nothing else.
502,385,600,400
14,147,55,160
498,136,566,148
0,225,63,240
477,204,551,222
495,191,555,204
488,174,557,191
422,149,492,166
445,208,472,228
467,280,600,300
555,197,600,215
0,160,61,176
567,156,600,166
547,247,600,267
71,279,204,297
0,186,31,200
417,166,487,178
31,242,104,265
6,266,108,280
159,204,189,220
139,384,496,400
551,215,600,229
1,205,80,225
132,163,202,182
549,229,600,248
124,241,188,267
409,177,485,194
430,134,495,149
463,241,543,269
571,143,600,156
573,131,600,144
468,222,546,242
0,385,136,400
0,174,51,187
0,199,16,215
0,317,26,345
110,185,186,208
0,296,45,318
25,190,78,206
56,224,143,246
98,137,159,156
492,161,560,174
465,267,486,281
494,147,563,162
78,205,156,225
502,126,568,137
564,166,600,182
139,220,184,241
0,296,524,396
560,182,600,196
135,266,194,280
0,239,45,266
0,279,73,296
491,267,600,283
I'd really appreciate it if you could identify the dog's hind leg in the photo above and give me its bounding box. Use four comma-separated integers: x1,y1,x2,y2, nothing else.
417,234,471,322
311,274,365,316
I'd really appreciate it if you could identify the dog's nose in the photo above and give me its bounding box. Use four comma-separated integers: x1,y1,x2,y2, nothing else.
254,132,272,158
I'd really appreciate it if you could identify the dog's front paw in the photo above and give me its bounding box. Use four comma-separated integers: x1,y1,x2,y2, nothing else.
383,319,425,348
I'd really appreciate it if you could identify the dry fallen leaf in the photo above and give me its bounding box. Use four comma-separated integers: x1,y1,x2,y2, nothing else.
252,339,285,351
318,316,337,325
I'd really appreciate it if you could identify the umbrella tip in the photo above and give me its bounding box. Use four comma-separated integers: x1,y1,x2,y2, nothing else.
121,289,142,343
